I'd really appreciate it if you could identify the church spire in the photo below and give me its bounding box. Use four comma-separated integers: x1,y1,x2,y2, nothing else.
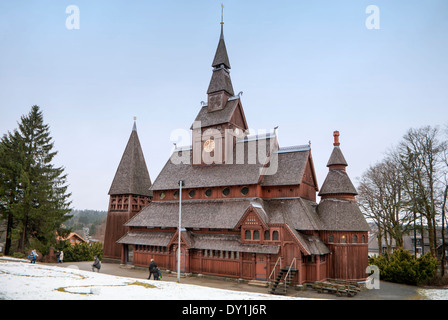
211,4,231,70
207,5,234,109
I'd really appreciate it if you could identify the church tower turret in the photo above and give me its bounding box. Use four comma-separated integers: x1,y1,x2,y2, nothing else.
318,131,358,201
103,119,152,262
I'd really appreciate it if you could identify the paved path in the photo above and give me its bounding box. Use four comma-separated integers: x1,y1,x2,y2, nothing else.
51,261,426,300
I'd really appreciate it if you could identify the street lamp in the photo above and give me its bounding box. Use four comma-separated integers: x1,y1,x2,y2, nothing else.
177,180,185,283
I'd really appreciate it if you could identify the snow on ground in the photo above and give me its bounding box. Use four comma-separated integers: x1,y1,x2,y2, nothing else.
0,257,308,300
417,288,448,300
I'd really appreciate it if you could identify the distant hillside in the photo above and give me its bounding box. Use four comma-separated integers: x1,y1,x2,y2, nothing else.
65,209,107,241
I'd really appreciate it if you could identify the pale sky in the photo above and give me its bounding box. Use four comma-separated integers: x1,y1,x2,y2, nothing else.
1,1,447,210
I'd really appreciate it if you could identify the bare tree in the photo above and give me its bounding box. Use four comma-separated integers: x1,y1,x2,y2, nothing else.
358,156,412,254
398,126,447,257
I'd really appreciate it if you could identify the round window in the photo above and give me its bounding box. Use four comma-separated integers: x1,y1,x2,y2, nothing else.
160,192,166,200
205,189,212,197
222,187,230,197
241,186,249,196
173,191,179,199
189,190,196,198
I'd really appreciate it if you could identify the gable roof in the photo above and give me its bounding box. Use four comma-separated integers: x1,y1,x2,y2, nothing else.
191,98,245,129
108,123,152,196
261,147,313,187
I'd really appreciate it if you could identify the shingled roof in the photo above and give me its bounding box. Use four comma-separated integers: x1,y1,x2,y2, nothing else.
317,199,370,231
108,122,152,196
150,140,311,191
326,146,348,167
318,169,358,196
212,25,231,69
192,98,240,129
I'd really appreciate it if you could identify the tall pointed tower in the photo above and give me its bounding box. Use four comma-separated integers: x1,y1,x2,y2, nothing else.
318,131,370,280
103,120,152,261
192,12,248,165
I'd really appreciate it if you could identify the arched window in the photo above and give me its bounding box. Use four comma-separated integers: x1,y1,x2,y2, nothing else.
353,235,358,243
253,230,260,240
328,234,334,243
264,230,271,241
272,230,279,241
245,230,251,240
341,235,347,243
362,235,366,243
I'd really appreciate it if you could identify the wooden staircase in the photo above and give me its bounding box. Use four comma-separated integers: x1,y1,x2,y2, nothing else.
269,266,297,295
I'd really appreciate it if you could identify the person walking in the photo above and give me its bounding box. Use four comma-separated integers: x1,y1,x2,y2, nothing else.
92,256,101,272
59,250,64,264
148,259,158,280
28,249,38,264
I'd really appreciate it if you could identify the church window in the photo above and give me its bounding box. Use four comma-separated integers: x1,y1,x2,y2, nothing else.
341,235,347,243
205,189,212,197
253,230,260,240
264,230,270,241
328,235,334,243
173,190,179,199
245,230,251,240
222,187,230,196
189,190,196,198
362,235,366,243
241,186,249,196
272,230,279,241
353,235,358,243
160,192,165,200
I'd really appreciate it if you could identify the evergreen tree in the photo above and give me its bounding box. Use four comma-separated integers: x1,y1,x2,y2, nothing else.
0,105,72,253
0,131,23,255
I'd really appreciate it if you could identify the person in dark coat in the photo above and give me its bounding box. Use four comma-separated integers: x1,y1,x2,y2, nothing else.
148,259,158,280
92,256,101,272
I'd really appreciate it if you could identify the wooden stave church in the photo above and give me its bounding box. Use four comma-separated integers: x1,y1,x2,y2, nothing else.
103,21,370,285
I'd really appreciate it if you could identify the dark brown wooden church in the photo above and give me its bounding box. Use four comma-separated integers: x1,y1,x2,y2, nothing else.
103,19,370,285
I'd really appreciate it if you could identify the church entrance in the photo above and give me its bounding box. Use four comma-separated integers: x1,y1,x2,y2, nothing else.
255,254,267,280
176,247,186,273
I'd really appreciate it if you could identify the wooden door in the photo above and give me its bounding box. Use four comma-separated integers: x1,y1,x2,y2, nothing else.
255,254,267,280
176,247,186,273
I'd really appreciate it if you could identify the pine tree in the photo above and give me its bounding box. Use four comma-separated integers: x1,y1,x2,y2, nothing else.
0,105,72,254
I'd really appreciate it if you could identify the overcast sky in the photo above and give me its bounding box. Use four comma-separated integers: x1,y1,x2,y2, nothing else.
1,1,447,210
